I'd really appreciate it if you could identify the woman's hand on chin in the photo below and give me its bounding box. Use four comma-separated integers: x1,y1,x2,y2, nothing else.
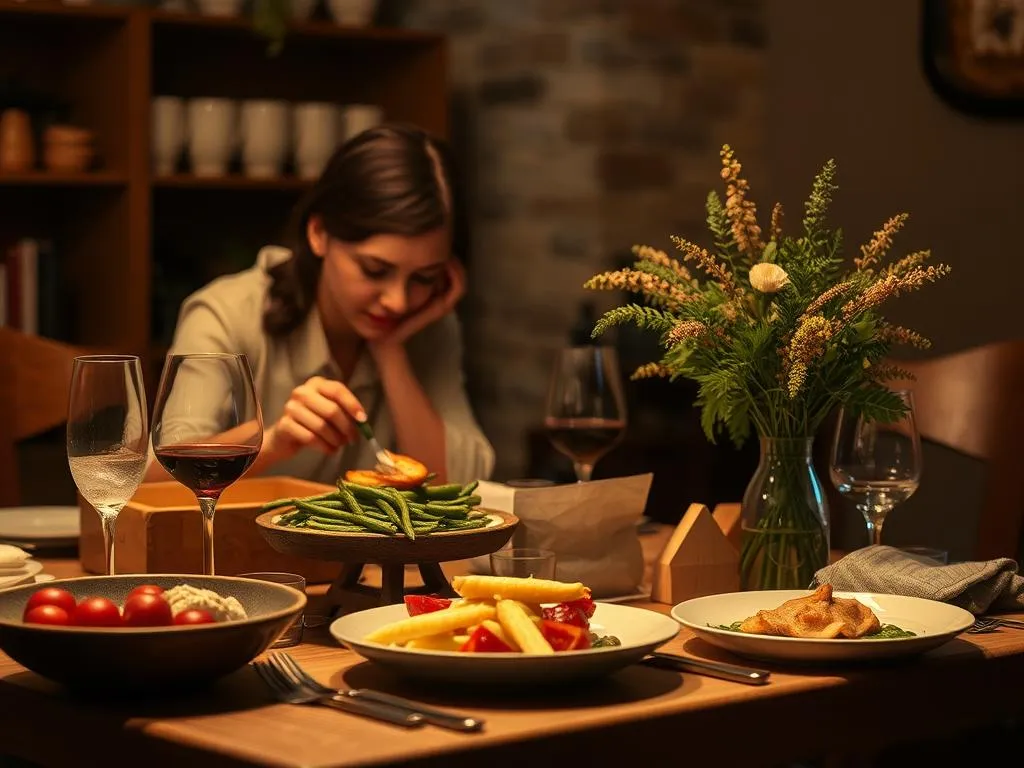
370,259,465,354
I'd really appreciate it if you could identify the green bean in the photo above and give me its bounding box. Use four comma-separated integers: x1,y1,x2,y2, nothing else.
422,483,463,501
409,507,443,522
262,491,337,512
421,502,470,518
294,499,397,535
411,521,441,533
305,520,366,533
441,517,490,531
374,498,403,529
385,489,416,540
460,480,479,496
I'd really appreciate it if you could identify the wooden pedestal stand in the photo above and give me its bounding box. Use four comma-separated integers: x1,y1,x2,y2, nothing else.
256,509,518,617
650,503,741,605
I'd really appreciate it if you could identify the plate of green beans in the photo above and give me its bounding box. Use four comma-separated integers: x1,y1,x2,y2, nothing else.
254,480,518,564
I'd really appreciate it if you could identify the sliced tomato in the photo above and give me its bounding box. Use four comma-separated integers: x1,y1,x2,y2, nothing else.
459,625,514,653
345,453,430,490
540,619,591,651
404,595,452,616
565,596,596,619
541,602,589,629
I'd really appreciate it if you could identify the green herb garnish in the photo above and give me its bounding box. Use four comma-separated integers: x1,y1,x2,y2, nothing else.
709,621,916,638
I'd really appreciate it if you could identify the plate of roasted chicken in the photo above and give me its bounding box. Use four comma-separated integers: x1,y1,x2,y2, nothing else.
672,584,974,663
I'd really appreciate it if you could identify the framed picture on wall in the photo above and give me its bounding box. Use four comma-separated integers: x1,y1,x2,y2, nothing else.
923,0,1024,116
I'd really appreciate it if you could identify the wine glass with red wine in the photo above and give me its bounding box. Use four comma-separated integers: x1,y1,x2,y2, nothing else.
151,353,262,575
544,345,627,482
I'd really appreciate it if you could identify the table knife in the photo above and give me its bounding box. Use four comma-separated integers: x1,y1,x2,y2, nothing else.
641,651,771,685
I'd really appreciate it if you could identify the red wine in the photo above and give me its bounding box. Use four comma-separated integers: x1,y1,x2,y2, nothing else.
155,443,259,498
544,417,626,465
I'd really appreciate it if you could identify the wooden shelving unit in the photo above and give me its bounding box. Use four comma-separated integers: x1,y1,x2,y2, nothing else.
0,1,448,396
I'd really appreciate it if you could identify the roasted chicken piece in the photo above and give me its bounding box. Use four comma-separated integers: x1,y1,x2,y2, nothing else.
739,584,880,639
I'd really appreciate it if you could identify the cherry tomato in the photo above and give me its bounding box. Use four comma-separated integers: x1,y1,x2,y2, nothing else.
71,596,122,627
23,587,77,616
23,604,71,626
122,593,173,627
128,584,164,599
173,608,215,625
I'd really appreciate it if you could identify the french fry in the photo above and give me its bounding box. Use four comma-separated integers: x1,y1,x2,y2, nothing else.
365,604,496,646
496,600,553,655
452,575,590,604
405,633,469,651
481,619,519,651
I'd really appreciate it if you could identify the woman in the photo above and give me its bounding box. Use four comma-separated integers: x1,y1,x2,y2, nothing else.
147,123,494,485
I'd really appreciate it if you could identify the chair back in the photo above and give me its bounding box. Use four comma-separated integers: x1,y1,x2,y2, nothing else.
895,341,1024,560
0,328,83,506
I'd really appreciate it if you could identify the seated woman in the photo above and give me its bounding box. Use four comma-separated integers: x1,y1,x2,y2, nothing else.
146,123,494,485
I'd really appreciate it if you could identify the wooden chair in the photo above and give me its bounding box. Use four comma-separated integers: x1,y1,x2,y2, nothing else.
893,341,1024,561
0,328,84,507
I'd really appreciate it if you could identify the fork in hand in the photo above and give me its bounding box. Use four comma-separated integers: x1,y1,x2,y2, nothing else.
260,652,484,732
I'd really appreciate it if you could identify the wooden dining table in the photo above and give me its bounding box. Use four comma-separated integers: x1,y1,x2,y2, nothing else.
2,533,1024,768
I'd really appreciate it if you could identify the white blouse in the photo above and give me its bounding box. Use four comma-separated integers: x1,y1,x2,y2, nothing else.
163,246,495,485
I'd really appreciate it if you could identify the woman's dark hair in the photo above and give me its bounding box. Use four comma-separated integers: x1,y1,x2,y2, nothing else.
263,122,464,335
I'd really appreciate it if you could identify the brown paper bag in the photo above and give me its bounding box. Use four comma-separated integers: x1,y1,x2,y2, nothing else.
472,474,652,598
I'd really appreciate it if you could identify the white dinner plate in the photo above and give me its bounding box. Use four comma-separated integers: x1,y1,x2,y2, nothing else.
0,560,44,591
331,602,679,685
671,590,975,664
0,507,80,543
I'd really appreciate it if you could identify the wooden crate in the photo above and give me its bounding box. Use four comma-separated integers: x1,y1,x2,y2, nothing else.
79,476,341,582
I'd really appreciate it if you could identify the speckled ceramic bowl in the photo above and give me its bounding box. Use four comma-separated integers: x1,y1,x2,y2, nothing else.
0,574,305,693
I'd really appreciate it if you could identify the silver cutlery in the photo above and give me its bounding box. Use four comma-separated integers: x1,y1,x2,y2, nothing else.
967,616,1024,634
252,658,424,728
356,420,398,474
269,652,485,733
640,650,771,685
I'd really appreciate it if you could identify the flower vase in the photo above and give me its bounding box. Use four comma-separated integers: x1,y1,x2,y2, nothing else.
739,436,830,590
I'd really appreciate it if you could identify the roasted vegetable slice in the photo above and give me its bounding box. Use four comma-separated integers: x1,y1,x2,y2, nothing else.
344,453,429,490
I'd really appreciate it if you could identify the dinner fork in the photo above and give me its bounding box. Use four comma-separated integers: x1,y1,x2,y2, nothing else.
252,659,424,728
967,616,1024,634
269,652,484,733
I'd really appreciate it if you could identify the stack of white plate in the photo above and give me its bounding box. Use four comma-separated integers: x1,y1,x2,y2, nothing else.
0,506,80,589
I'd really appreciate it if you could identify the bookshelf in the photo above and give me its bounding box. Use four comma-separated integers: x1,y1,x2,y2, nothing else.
0,1,448,398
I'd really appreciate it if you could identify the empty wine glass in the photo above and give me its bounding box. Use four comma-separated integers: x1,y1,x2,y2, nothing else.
830,390,922,547
152,353,262,575
66,355,149,576
544,345,627,482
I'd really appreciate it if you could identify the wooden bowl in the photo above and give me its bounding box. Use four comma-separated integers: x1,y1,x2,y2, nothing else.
255,509,518,565
0,574,305,694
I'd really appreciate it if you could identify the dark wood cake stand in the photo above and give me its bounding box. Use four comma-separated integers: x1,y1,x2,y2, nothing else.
255,509,518,617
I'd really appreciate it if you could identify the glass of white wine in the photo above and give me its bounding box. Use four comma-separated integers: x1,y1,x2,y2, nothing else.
66,355,149,575
829,390,922,547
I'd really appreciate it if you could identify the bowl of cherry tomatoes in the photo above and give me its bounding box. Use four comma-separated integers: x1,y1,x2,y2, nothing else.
0,574,305,693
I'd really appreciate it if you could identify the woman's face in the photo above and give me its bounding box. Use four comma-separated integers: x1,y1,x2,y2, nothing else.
309,218,450,340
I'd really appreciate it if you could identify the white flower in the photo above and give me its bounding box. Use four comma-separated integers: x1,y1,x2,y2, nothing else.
749,262,790,293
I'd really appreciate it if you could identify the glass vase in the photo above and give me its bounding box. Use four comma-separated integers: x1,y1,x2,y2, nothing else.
739,436,830,591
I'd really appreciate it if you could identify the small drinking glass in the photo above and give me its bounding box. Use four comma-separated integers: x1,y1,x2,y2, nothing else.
490,548,557,579
830,389,923,547
544,345,627,482
240,572,306,647
152,353,262,575
66,355,149,576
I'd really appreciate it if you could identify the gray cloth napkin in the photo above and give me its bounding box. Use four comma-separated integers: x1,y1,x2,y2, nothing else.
813,545,1024,615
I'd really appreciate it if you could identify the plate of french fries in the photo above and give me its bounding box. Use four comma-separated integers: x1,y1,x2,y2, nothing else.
329,574,679,685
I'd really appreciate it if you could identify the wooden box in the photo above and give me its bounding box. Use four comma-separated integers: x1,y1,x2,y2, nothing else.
79,477,341,583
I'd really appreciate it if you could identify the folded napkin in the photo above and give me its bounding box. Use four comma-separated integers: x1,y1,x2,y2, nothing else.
813,545,1024,615
0,544,31,570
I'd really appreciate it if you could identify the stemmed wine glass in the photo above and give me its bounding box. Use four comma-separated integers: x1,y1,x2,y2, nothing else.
151,353,262,575
66,355,149,576
829,389,922,547
544,345,627,482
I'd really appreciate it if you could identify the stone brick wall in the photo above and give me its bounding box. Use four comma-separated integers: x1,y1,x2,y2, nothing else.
396,0,767,479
